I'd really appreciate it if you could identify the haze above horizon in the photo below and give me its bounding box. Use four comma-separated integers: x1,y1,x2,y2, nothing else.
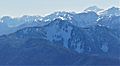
0,0,120,17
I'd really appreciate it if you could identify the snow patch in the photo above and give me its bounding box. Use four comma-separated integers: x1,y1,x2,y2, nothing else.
44,19,50,22
57,16,65,20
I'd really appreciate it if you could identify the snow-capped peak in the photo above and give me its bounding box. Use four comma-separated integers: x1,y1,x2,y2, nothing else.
42,11,74,22
84,6,103,13
100,7,120,16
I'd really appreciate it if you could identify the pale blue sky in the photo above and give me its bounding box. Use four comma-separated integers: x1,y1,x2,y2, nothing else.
0,0,119,17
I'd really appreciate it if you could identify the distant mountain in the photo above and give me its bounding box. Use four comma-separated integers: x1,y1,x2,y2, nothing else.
100,7,120,16
0,16,43,27
97,7,120,32
0,18,120,58
42,11,73,21
42,11,98,27
1,6,120,36
0,16,45,35
84,6,103,13
0,6,120,65
0,11,98,35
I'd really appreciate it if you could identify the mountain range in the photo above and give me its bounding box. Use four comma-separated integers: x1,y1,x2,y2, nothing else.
0,6,120,65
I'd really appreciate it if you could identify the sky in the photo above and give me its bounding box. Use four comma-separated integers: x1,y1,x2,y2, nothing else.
0,0,119,17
